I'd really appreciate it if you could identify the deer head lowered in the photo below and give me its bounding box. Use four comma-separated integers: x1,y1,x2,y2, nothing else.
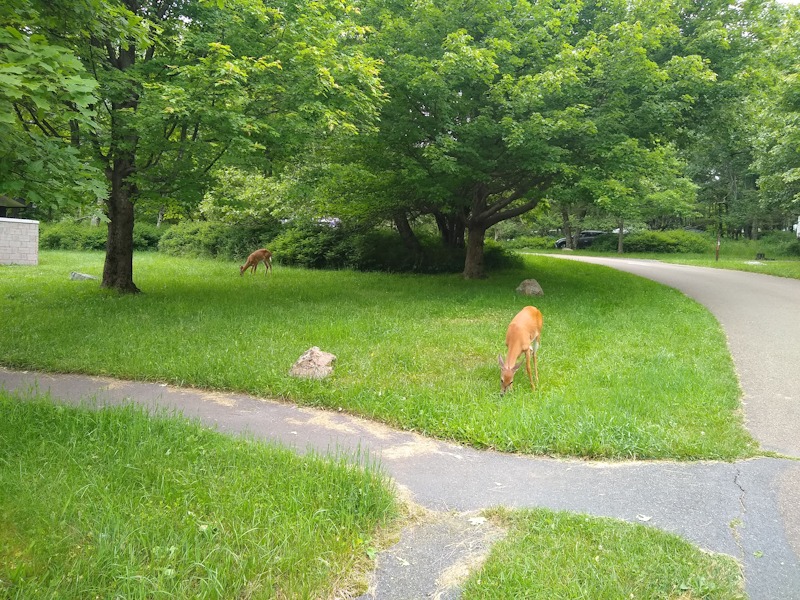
498,306,542,394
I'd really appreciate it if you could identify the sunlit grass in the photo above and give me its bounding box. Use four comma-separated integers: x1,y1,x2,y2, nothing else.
0,391,398,599
655,255,800,279
0,250,758,459
463,508,745,600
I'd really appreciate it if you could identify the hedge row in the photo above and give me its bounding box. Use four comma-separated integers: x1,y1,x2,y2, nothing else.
158,220,521,273
591,230,712,253
756,231,800,257
267,222,522,273
40,222,164,251
157,220,282,260
500,235,557,250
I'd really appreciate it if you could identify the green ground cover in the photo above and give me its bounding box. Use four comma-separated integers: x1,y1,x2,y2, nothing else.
656,255,800,279
0,251,758,459
0,392,398,599
463,508,745,600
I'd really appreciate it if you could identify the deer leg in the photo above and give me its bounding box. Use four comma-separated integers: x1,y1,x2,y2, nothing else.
525,349,535,390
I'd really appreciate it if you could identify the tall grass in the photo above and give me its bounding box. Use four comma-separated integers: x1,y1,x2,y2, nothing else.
463,508,745,599
0,251,758,460
0,391,398,599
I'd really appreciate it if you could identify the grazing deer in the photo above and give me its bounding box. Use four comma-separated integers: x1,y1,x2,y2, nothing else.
240,248,272,276
498,306,543,394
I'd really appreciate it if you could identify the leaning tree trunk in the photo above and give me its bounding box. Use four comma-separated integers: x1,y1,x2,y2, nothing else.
102,155,140,294
463,223,488,279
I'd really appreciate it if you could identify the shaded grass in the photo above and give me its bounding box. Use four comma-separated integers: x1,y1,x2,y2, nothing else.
0,391,398,599
0,251,758,460
463,508,745,600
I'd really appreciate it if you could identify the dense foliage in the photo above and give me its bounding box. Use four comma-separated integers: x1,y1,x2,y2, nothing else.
152,219,522,272
591,230,712,253
40,222,164,251
3,0,800,287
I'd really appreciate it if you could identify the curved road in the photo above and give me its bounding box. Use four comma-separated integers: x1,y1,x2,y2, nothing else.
2,258,799,599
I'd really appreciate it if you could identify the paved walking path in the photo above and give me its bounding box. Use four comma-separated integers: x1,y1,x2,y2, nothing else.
2,257,799,599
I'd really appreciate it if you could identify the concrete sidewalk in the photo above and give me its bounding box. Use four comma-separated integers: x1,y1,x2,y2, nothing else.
2,367,799,599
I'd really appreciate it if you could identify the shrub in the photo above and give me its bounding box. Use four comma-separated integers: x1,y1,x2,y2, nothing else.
40,222,164,251
157,221,281,259
596,230,712,254
269,223,523,273
759,231,800,257
131,223,167,250
158,221,224,257
501,236,557,250
40,222,105,250
269,222,349,269
583,233,619,252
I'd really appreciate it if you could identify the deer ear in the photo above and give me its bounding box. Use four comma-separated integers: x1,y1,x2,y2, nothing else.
512,362,522,373
497,355,505,368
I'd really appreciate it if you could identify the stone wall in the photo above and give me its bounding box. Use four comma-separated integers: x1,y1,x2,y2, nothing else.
0,217,39,266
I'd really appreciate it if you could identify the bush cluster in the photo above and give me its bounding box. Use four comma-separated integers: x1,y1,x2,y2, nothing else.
758,231,800,257
501,235,557,250
40,222,164,251
591,230,712,253
270,222,522,273
157,220,281,259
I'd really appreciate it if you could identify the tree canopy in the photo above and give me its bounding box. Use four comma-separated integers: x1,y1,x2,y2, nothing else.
3,0,799,285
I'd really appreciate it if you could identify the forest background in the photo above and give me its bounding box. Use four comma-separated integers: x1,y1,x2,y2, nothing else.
2,0,799,291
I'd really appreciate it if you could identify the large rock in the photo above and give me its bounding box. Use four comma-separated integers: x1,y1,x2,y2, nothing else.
515,279,543,296
290,346,337,380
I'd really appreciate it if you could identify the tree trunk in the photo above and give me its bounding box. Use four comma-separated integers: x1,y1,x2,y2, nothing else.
102,156,140,294
560,208,573,249
463,223,487,279
433,210,466,248
617,219,624,254
393,213,424,269
99,41,140,293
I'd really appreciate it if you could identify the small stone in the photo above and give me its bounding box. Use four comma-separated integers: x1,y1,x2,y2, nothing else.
70,272,98,281
289,346,337,380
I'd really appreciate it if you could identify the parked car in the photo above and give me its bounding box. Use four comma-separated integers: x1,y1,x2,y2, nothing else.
554,230,606,249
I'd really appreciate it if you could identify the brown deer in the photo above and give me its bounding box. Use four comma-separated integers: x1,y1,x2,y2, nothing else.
240,248,272,276
498,306,543,394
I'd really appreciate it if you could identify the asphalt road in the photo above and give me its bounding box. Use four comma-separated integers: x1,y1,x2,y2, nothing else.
2,257,799,599
547,255,800,458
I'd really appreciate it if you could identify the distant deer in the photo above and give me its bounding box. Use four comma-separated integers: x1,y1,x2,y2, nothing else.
240,248,272,276
498,306,543,394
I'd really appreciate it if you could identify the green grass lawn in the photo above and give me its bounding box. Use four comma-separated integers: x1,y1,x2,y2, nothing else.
1,394,745,600
533,245,800,280
655,255,800,279
0,392,398,599
463,508,745,600
0,250,758,460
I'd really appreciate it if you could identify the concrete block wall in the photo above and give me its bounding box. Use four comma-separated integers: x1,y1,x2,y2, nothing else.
0,217,39,265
